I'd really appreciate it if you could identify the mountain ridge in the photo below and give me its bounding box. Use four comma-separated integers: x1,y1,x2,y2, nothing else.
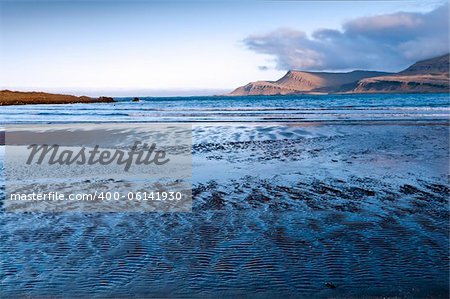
228,54,450,95
352,54,449,93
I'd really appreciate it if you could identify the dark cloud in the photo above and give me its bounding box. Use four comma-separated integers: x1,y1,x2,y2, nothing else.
243,4,449,71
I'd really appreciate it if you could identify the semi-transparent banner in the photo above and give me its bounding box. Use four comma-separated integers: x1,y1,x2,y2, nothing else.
4,124,192,212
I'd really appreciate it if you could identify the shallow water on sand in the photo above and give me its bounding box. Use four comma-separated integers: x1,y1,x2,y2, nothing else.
0,94,449,297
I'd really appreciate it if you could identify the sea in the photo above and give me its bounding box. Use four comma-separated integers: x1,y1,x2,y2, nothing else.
0,93,448,124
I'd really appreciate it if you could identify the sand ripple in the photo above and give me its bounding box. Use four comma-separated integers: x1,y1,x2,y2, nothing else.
0,123,448,297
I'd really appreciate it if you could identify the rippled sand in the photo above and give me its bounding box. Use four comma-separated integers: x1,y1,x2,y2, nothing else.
0,123,449,298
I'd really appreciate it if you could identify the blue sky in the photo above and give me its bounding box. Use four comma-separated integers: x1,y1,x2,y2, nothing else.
0,0,447,96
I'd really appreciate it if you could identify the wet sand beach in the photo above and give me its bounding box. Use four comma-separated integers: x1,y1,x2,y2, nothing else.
0,119,448,298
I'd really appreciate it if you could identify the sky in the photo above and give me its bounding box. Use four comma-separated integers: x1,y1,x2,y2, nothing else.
0,0,448,96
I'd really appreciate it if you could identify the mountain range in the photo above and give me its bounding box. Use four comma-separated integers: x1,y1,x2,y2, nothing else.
229,54,449,95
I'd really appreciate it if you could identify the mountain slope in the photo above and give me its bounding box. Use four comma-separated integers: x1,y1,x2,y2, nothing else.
352,54,449,93
399,54,449,75
229,54,450,95
229,70,389,96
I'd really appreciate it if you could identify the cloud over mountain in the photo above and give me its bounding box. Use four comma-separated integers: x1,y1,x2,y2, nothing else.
243,4,449,72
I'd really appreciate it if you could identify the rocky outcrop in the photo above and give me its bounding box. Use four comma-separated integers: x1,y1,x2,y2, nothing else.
352,74,449,93
0,90,115,105
229,81,300,96
97,96,115,103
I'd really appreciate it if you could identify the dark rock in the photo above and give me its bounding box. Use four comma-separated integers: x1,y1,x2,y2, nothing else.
325,282,336,289
96,96,115,103
132,97,140,102
400,184,420,195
